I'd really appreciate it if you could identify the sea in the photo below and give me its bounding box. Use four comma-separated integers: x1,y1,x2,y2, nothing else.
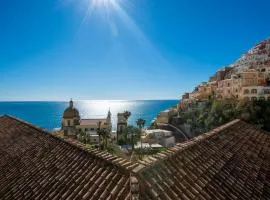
0,100,178,131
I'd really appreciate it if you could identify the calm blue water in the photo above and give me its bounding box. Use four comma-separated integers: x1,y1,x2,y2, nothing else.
0,100,178,130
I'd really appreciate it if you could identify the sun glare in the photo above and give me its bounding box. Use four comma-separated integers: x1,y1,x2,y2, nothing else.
65,0,169,67
91,0,115,7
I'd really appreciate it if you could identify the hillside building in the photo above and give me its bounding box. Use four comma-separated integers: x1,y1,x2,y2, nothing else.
155,108,176,124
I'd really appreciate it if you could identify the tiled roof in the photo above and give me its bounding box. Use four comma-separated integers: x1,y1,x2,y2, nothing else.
1,115,270,200
136,119,270,199
0,115,134,200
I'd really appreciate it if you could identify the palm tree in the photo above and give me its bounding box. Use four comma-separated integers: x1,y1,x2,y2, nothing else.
136,118,146,152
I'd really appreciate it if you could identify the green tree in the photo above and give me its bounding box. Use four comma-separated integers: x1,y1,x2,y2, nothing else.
123,125,140,149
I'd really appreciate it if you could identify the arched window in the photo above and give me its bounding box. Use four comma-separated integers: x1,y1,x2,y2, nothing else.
244,89,250,94
251,89,257,94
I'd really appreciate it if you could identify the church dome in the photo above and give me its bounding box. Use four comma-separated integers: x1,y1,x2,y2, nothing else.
63,100,80,119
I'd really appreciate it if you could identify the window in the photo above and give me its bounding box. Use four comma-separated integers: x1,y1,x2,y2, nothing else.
251,89,257,94
261,68,266,72
68,120,70,126
264,89,270,94
90,128,95,131
268,96,270,101
244,89,249,94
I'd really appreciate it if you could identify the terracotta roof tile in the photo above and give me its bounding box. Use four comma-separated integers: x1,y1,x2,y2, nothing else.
137,120,270,199
1,115,270,200
0,115,130,200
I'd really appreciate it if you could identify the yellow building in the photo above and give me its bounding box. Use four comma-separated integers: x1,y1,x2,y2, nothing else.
156,108,176,124
241,70,266,87
216,69,269,100
216,78,241,100
190,81,217,100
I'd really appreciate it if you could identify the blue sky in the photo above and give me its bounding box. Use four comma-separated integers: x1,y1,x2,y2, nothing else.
1,0,270,100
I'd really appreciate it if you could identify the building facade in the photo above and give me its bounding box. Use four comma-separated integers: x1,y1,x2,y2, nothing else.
142,129,175,148
61,99,112,140
186,67,270,102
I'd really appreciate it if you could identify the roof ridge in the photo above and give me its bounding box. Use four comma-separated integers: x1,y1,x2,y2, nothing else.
0,115,138,174
132,119,241,174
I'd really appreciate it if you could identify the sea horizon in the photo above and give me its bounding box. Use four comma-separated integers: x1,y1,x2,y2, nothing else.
0,100,178,131
0,99,178,102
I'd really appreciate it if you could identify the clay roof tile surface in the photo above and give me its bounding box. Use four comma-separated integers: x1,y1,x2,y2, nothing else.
0,115,130,200
1,116,270,199
137,119,270,199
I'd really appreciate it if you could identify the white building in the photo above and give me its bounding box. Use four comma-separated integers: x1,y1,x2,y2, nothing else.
143,129,175,148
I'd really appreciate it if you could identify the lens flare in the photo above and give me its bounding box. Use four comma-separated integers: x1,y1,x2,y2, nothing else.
58,0,170,69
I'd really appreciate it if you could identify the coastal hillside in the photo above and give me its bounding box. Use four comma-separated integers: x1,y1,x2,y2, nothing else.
209,38,270,81
153,38,270,138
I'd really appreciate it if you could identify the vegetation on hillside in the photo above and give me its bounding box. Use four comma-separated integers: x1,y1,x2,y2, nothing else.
180,99,270,135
